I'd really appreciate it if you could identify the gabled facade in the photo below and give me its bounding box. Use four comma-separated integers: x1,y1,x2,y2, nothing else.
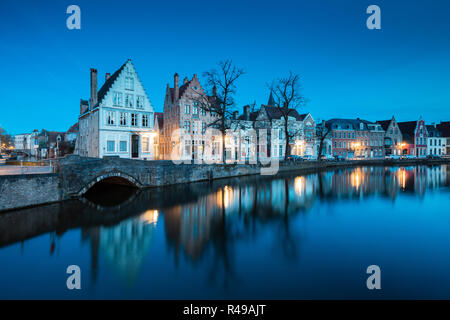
436,121,450,157
397,118,428,157
76,60,156,159
254,97,316,159
376,116,403,156
161,73,219,161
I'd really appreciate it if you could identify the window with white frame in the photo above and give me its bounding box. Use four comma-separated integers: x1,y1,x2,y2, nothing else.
136,95,145,109
120,112,127,126
142,137,150,152
185,105,190,114
184,121,190,133
107,140,115,152
125,77,134,90
125,94,134,108
113,92,123,106
201,122,206,134
193,121,198,133
193,102,199,115
106,111,115,125
119,141,127,152
142,114,149,127
131,113,138,127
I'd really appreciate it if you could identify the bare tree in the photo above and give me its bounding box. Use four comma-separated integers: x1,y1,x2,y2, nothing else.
316,120,331,162
0,126,13,150
269,72,306,160
194,60,245,163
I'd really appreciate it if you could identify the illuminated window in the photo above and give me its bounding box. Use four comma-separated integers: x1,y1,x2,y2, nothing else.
142,137,150,152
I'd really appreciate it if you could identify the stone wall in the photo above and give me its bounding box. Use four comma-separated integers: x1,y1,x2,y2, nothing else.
0,173,61,211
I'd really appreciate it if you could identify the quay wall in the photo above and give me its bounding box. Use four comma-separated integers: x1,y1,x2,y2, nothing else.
1,156,449,212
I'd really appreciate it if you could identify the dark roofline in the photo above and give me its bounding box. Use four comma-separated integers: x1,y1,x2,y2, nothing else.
95,60,128,107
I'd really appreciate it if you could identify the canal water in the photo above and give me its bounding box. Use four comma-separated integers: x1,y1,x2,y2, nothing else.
0,165,449,299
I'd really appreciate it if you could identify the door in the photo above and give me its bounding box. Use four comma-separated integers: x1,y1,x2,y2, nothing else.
131,135,139,158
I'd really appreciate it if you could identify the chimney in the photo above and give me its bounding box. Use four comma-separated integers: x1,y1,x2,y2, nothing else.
183,77,188,84
105,72,111,81
80,99,84,114
212,85,217,97
90,68,98,107
244,105,250,117
174,73,179,101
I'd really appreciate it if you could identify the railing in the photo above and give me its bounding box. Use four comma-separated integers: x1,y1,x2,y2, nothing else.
0,159,58,175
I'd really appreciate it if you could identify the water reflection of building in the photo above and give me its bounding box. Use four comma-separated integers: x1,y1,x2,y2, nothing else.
74,164,450,285
82,210,158,285
163,177,317,261
426,165,447,189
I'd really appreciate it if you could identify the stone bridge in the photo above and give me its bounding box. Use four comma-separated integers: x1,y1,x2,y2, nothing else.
58,155,262,198
1,155,262,211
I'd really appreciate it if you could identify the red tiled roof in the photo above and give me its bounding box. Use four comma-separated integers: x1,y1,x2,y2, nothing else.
67,122,79,133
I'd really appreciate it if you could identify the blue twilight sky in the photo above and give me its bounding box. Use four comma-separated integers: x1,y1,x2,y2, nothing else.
0,0,449,134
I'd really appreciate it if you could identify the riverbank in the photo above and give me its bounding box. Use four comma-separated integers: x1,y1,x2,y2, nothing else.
1,157,449,212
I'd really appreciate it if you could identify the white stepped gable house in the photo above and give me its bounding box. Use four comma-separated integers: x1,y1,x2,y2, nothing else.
76,60,156,159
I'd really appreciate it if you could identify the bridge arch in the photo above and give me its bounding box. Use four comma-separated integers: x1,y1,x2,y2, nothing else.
77,171,143,196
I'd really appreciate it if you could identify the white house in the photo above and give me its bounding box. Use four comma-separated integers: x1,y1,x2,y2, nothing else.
14,133,32,152
426,124,446,156
76,60,156,159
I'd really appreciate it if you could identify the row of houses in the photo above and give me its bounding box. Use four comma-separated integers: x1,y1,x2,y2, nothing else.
326,117,449,159
34,59,449,161
14,124,78,159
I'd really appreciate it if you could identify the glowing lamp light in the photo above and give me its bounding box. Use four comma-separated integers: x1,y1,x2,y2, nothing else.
140,210,159,225
294,176,304,196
